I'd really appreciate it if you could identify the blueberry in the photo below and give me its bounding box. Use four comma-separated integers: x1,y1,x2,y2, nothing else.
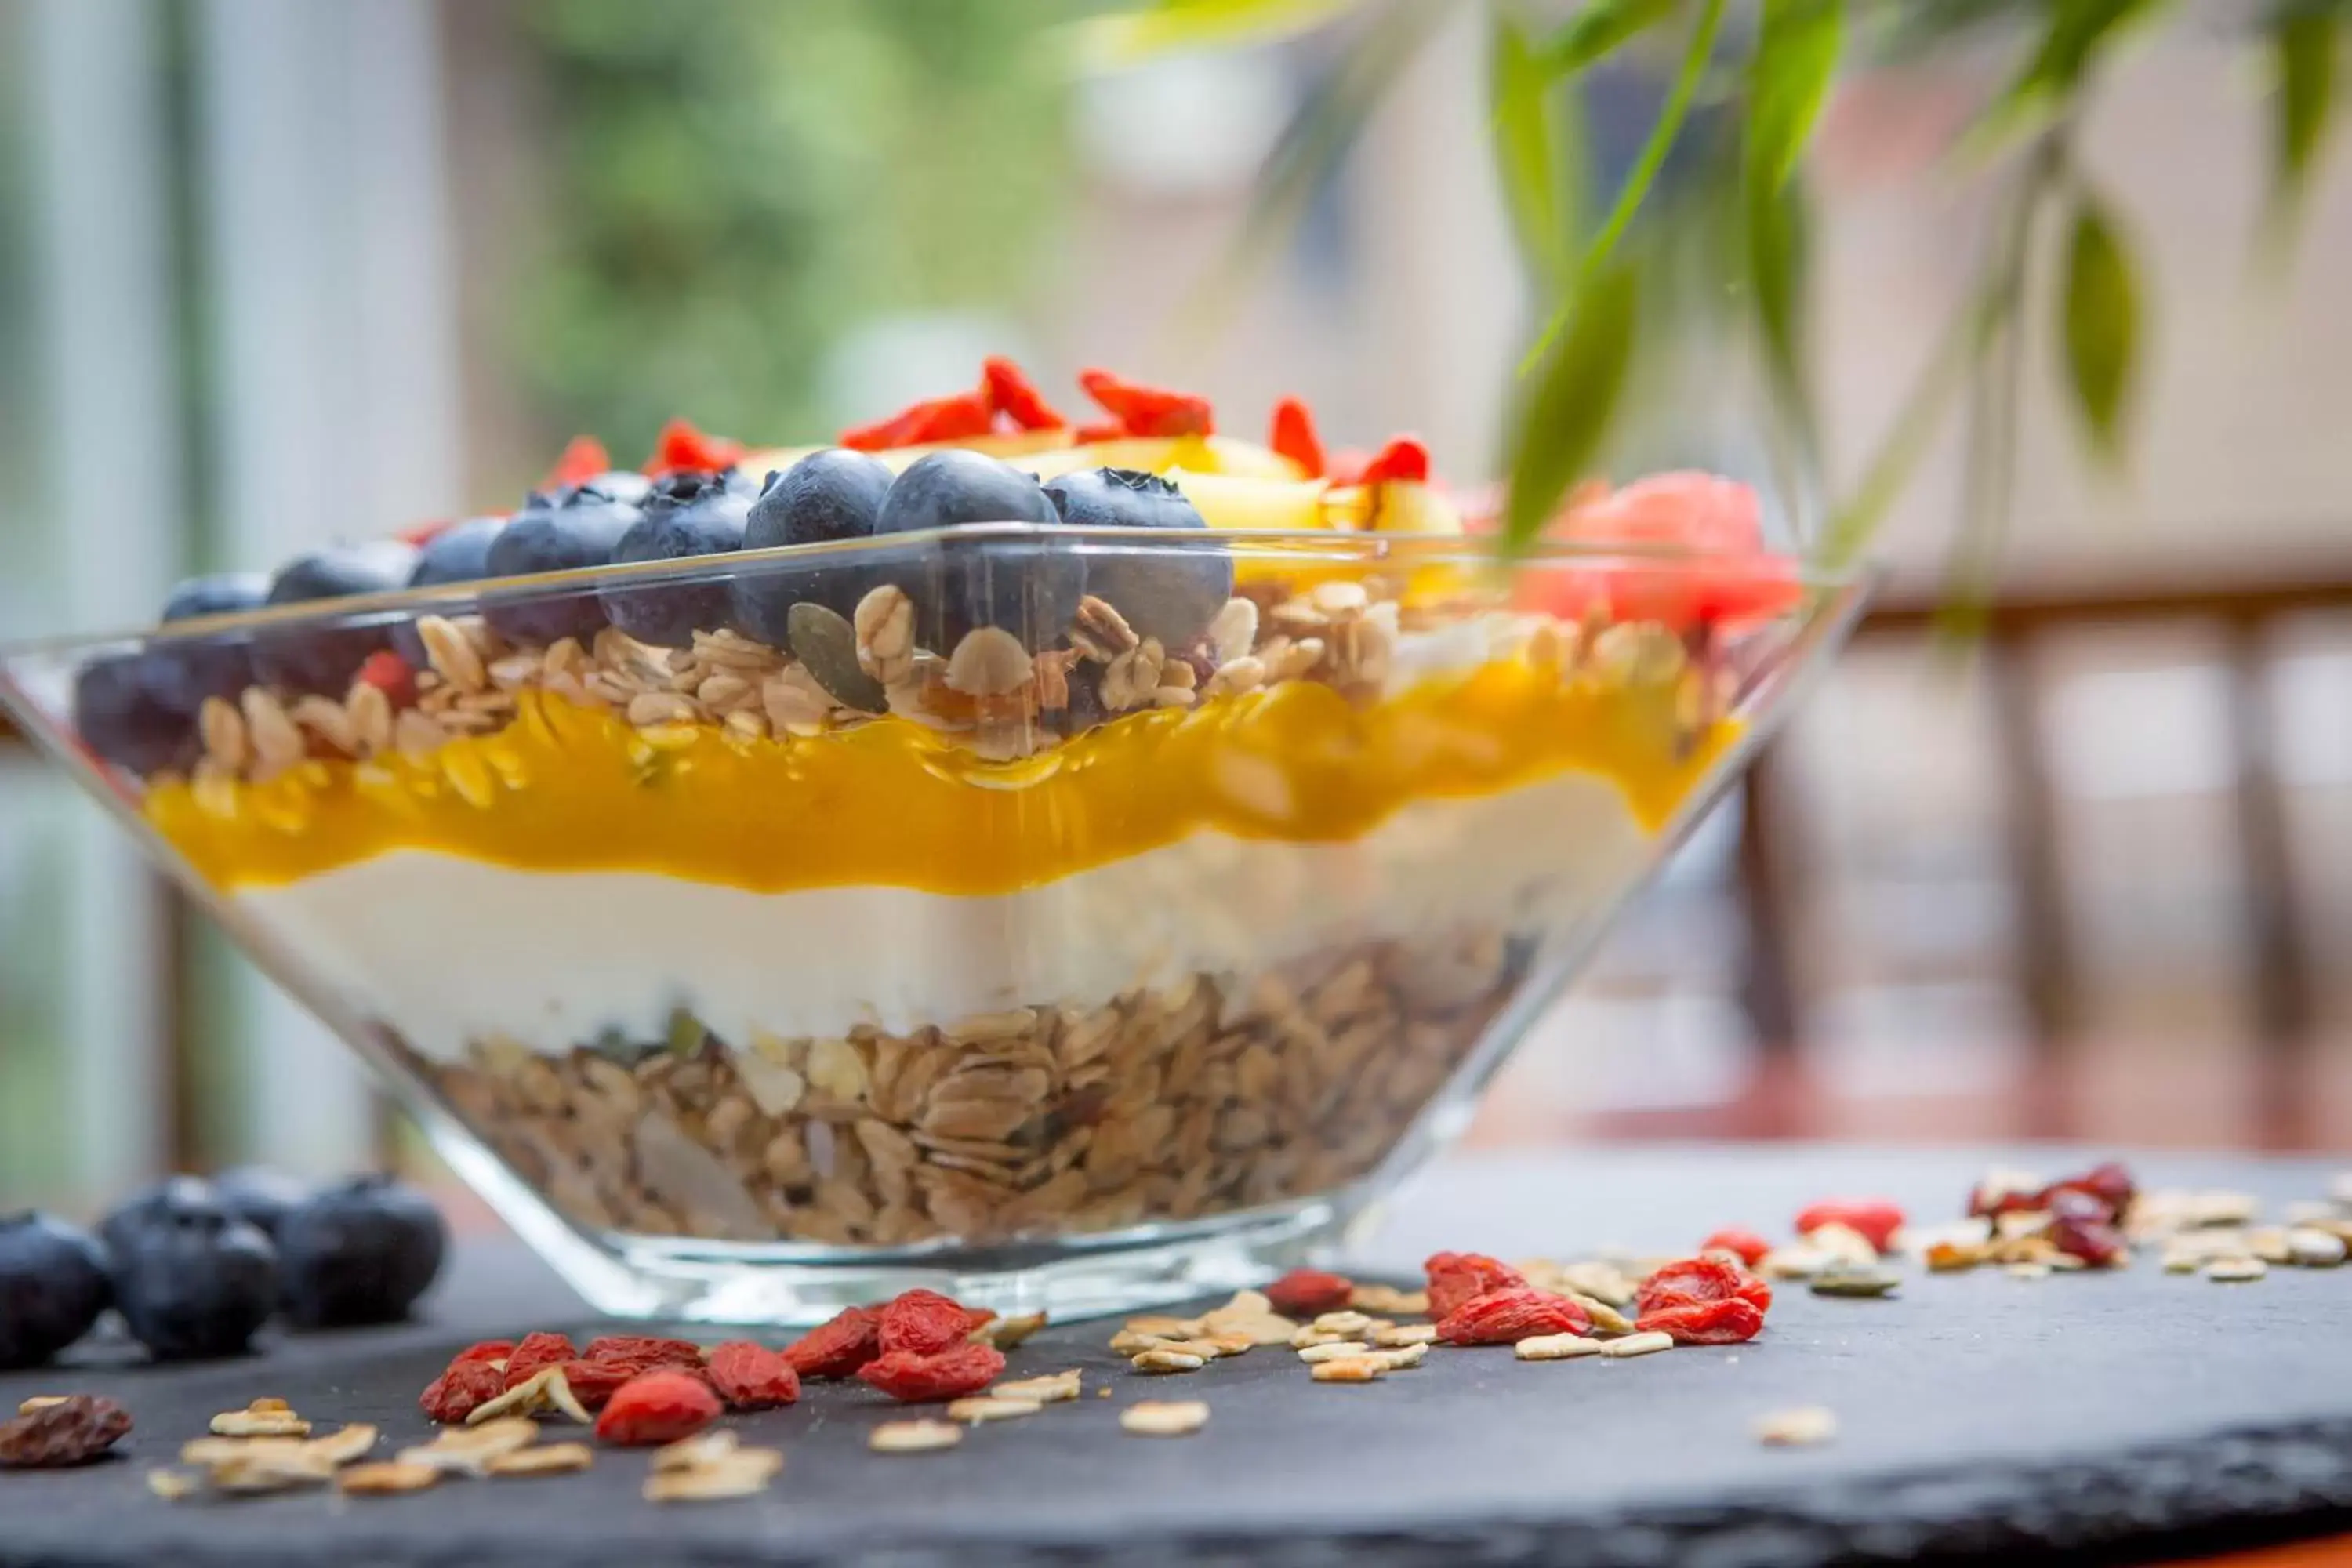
73,652,190,775
252,541,418,694
140,572,269,717
0,1213,111,1369
599,470,753,648
731,448,892,641
109,1201,278,1361
562,469,653,508
873,450,1079,649
276,1174,446,1328
210,1166,310,1243
1044,467,1231,648
99,1174,221,1261
390,515,506,665
480,484,644,645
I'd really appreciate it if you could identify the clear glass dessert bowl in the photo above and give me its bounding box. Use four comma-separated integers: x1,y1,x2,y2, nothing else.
0,372,1863,1323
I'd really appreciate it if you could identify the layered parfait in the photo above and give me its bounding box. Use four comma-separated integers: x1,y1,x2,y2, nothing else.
63,361,1803,1254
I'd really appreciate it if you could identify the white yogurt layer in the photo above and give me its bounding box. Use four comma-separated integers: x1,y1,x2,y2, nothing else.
237,770,1658,1062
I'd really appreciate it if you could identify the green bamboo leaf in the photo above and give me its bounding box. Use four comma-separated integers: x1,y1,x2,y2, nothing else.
1069,0,1366,71
1502,263,1640,556
2271,5,2342,216
1744,0,1842,195
1965,0,2165,160
1492,9,1570,291
1746,170,1817,445
1548,0,1682,74
2060,191,2141,457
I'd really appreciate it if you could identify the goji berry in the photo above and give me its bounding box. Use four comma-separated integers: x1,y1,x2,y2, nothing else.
877,1289,975,1358
554,1359,634,1410
1636,1255,1773,1317
1794,1199,1904,1254
2045,1188,2128,1267
582,1334,703,1367
501,1330,580,1390
448,1338,514,1367
840,391,993,452
1424,1252,1526,1321
593,1370,720,1446
1265,1268,1355,1318
642,417,745,477
982,356,1065,430
2041,1160,2136,1221
0,1396,131,1468
1700,1229,1772,1269
1434,1287,1592,1346
419,1360,503,1424
1637,1298,1765,1345
855,1342,1005,1403
1267,397,1326,477
543,434,612,492
1070,419,1127,444
705,1341,802,1410
782,1305,881,1380
1356,434,1431,486
356,650,416,707
1078,368,1214,438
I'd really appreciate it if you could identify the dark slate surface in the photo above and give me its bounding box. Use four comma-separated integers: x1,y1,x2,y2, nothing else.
5,1145,2350,1567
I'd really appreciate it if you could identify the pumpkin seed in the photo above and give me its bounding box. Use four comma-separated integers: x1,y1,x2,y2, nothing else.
788,601,886,712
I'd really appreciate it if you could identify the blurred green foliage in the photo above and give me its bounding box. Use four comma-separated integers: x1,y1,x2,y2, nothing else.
508,0,1080,459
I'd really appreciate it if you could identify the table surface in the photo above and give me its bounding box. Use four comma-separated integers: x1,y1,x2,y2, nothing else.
5,1143,2350,1568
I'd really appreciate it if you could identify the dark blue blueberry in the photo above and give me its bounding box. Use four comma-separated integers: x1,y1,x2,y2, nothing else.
480,484,644,645
252,541,418,695
108,1199,278,1361
390,515,506,664
100,1174,222,1261
1044,467,1231,648
598,470,753,648
731,448,892,643
73,653,191,775
140,572,269,717
0,1212,111,1369
561,470,653,508
873,450,1079,650
210,1166,310,1243
276,1174,445,1328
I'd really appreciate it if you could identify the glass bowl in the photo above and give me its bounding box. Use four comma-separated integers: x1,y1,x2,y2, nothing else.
0,521,1862,1323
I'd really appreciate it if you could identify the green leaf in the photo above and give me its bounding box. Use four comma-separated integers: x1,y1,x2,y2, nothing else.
2271,5,2342,217
1744,0,1842,196
1547,0,1681,74
1502,263,1640,556
2060,190,2141,457
1492,9,1570,292
1746,170,1817,446
1069,0,1366,71
1966,0,2165,159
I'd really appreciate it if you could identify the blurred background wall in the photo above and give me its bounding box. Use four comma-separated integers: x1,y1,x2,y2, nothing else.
0,0,2346,1210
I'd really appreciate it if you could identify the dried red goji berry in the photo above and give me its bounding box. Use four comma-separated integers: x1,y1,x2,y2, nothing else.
642,417,745,477
1070,419,1127,444
2041,1160,2136,1221
582,1334,703,1367
1078,368,1214,438
705,1341,802,1410
876,1289,975,1358
1424,1252,1526,1321
0,1396,131,1468
1700,1229,1772,1269
1794,1199,1905,1254
855,1342,1005,1403
1265,1268,1355,1318
1637,1298,1765,1345
419,1360,503,1424
448,1338,515,1367
1267,397,1326,477
501,1330,581,1391
553,1359,634,1410
1434,1287,1592,1346
1636,1255,1773,1317
543,434,612,492
2045,1188,2128,1267
783,1306,881,1380
840,391,994,452
356,650,417,707
982,356,1066,430
593,1370,720,1446
1355,434,1431,486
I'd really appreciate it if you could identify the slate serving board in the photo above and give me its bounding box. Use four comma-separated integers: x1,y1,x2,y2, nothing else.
4,1145,2348,1567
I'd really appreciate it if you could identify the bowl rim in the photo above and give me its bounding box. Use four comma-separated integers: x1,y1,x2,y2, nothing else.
2,521,1858,659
